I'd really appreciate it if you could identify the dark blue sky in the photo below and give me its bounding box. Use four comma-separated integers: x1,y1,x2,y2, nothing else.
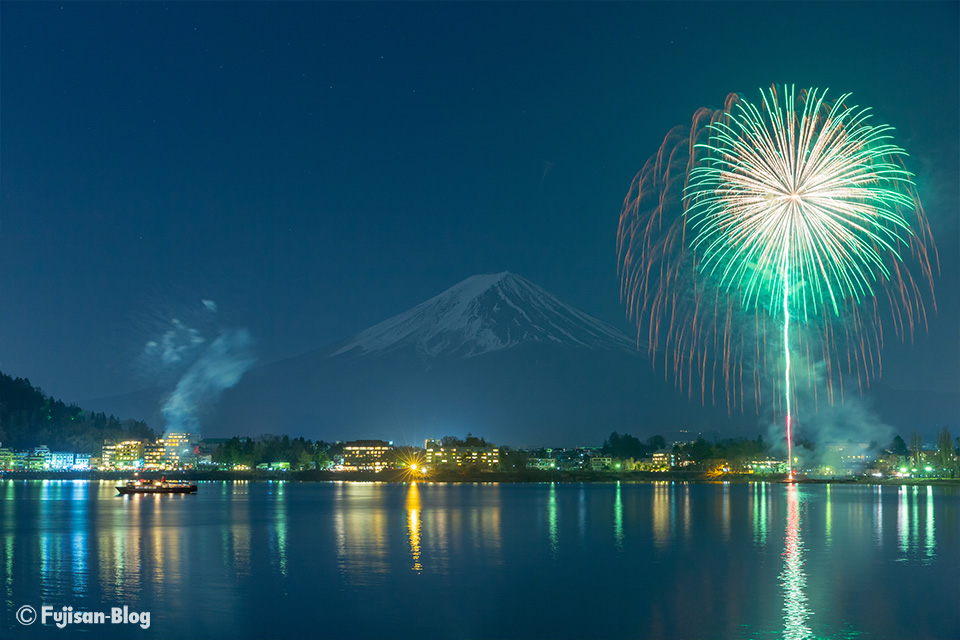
2,2,957,413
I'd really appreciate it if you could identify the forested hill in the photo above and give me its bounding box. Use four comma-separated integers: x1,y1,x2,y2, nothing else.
0,372,155,453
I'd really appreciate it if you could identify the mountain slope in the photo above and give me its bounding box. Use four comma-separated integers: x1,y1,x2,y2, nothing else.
331,272,636,359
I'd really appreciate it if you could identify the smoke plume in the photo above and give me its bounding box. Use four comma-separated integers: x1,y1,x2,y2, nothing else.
142,300,256,437
160,329,255,437
764,358,893,470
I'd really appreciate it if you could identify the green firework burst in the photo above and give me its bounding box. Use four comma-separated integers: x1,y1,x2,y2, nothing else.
617,85,936,416
685,85,916,323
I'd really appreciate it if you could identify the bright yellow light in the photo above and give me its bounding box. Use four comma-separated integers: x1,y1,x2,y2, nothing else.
410,463,418,471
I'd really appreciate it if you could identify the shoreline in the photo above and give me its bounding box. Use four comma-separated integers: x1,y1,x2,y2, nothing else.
2,469,957,486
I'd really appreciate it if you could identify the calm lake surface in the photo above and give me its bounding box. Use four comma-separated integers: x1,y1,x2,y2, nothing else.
1,480,957,639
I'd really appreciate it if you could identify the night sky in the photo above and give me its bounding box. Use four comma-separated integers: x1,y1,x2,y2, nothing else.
2,3,957,431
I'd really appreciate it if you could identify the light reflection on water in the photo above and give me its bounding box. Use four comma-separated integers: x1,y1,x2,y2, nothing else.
780,484,812,640
874,484,883,547
721,481,730,541
548,482,559,554
70,482,88,599
333,482,389,585
0,479,956,639
892,484,936,563
406,482,422,572
652,481,670,548
230,481,252,577
752,481,768,547
270,481,288,579
613,481,623,552
824,484,832,548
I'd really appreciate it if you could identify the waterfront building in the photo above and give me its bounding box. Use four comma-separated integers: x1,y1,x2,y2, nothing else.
342,440,393,472
255,461,291,471
590,456,612,471
0,448,92,471
33,445,52,469
48,452,75,470
551,447,596,471
24,447,50,471
746,459,787,475
424,439,499,471
115,440,145,469
144,441,166,470
651,449,673,470
11,451,28,470
163,432,195,468
73,453,91,471
527,458,556,471
101,440,144,470
100,443,116,470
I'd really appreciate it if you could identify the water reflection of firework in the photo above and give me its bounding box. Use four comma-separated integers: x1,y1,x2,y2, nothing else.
781,484,812,640
618,86,937,471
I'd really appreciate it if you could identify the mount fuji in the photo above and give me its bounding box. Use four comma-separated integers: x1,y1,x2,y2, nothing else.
331,272,636,360
203,272,743,446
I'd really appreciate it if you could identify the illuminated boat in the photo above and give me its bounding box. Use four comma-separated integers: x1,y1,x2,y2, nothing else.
116,478,198,495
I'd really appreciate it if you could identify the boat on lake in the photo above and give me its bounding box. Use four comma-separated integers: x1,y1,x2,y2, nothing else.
117,478,198,495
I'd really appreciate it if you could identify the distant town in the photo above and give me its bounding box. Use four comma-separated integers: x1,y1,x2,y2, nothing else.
2,428,957,481
1,372,956,480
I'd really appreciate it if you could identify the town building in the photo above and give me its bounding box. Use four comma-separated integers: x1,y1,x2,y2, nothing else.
551,447,597,471
33,445,52,468
255,461,291,471
424,439,499,471
144,441,166,470
590,456,613,471
163,432,195,468
101,440,144,470
342,440,393,472
746,459,787,475
26,450,47,470
527,458,557,471
73,453,91,471
12,451,29,470
48,451,75,470
0,445,92,471
100,444,116,470
651,449,674,471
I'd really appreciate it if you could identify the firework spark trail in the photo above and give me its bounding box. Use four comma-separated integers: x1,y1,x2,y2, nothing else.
618,85,937,470
784,245,793,479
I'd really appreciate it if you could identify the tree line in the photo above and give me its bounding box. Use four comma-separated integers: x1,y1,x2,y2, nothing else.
211,435,334,469
0,372,155,454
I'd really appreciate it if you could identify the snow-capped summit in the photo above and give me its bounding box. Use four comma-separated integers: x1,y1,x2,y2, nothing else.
332,271,635,359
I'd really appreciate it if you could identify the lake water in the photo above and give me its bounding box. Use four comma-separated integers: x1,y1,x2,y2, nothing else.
1,480,957,639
